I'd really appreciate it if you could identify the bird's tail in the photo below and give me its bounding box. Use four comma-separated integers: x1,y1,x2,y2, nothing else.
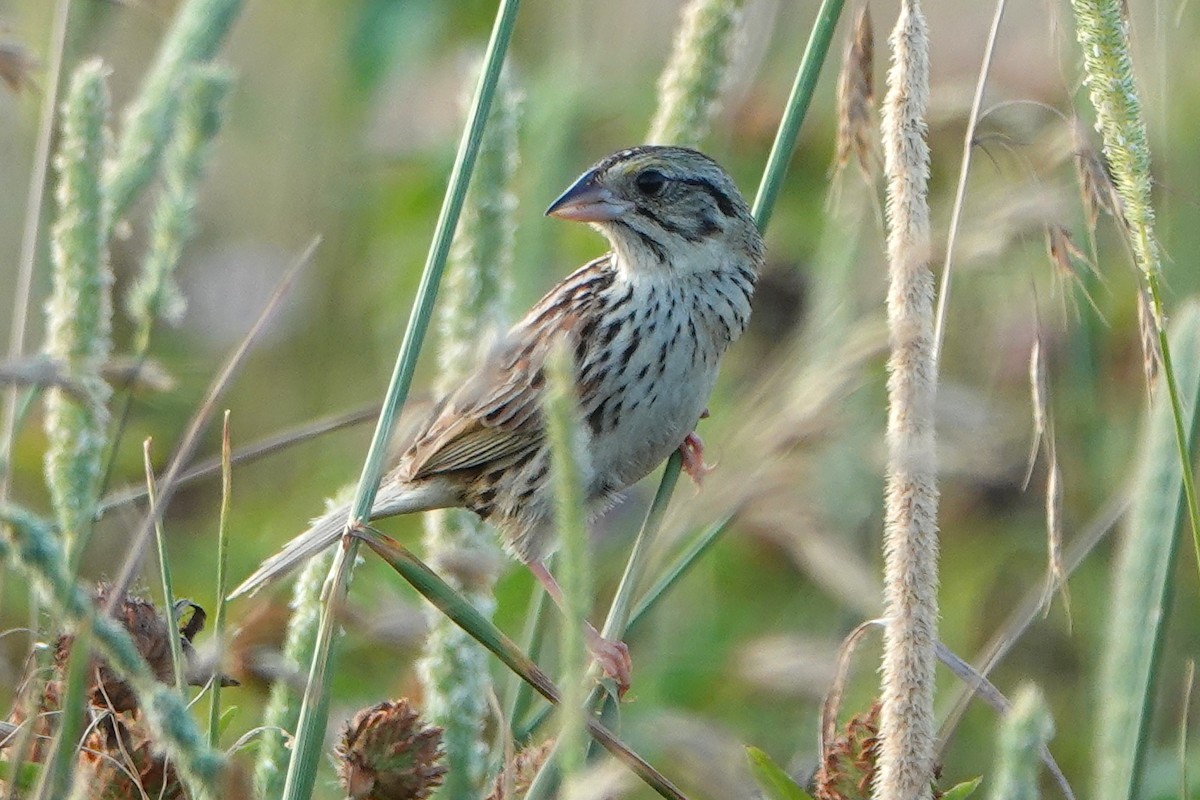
228,478,458,599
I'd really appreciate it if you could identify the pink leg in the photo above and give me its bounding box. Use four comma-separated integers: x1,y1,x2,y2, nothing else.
527,561,632,694
678,431,714,487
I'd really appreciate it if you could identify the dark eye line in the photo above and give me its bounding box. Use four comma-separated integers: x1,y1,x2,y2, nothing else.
677,176,737,217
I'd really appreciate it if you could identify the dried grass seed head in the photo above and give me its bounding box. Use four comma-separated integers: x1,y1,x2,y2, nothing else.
834,3,875,177
336,698,446,800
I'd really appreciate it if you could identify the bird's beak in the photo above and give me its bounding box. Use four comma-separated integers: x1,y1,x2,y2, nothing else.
545,170,634,222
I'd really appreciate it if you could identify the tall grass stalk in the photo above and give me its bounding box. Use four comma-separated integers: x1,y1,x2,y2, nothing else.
1068,0,1200,588
416,65,519,800
875,2,938,799
989,685,1054,800
43,60,113,561
1093,301,1200,800
253,540,336,799
281,3,522,797
647,0,748,147
524,343,592,800
0,504,224,797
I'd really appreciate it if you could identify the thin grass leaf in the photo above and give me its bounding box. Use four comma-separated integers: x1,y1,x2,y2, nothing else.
99,404,378,513
143,439,185,691
746,747,814,800
943,777,983,800
355,527,688,800
1094,301,1200,800
1180,661,1194,800
543,342,590,785
206,411,232,749
282,4,522,795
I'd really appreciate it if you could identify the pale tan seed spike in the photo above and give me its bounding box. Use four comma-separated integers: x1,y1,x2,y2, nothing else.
1022,333,1047,492
833,3,875,179
1044,458,1072,630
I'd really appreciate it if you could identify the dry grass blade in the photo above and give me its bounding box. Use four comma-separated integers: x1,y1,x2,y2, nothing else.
820,618,884,757
0,358,90,405
1136,285,1160,392
833,3,874,179
1044,460,1071,626
103,236,319,613
933,643,1075,800
1023,333,1048,491
1044,224,1105,320
98,403,377,512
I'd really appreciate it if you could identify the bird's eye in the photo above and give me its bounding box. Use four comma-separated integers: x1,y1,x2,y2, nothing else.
634,169,667,196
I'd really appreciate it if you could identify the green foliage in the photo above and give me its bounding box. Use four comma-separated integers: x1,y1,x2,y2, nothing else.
1094,302,1200,800
746,746,816,800
989,685,1053,800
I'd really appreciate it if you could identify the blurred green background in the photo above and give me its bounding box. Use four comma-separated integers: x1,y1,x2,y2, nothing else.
2,1,1200,796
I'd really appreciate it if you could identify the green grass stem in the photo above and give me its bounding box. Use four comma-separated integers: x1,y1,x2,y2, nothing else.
281,3,522,797
143,439,185,690
1069,0,1200,605
206,411,232,749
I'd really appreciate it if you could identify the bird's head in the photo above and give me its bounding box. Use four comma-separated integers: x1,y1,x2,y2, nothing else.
546,146,762,275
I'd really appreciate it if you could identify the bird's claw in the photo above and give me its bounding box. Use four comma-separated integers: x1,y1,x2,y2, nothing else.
678,432,714,487
586,625,632,698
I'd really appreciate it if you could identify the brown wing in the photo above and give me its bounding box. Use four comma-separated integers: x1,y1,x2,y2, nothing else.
402,348,545,478
401,255,615,480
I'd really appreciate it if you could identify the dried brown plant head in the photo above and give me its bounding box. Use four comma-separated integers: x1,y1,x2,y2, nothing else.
1044,224,1104,320
486,739,554,800
55,587,176,713
833,3,875,179
79,716,186,800
815,701,881,800
1071,117,1121,234
336,699,446,800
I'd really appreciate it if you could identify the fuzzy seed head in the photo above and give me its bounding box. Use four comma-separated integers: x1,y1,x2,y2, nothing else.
648,0,748,147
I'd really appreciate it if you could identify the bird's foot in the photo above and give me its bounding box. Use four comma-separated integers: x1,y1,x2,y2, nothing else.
585,623,632,697
678,431,714,487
